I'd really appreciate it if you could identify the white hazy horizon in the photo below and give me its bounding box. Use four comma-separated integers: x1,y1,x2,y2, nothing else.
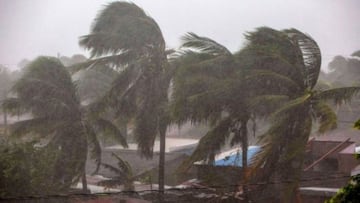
1,0,359,71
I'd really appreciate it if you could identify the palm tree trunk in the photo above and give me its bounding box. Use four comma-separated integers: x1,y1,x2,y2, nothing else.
3,107,7,136
82,170,88,193
158,125,166,194
240,119,248,200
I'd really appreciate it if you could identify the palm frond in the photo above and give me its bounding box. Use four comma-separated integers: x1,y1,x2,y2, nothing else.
68,52,136,73
355,119,360,130
10,117,57,138
93,118,128,148
245,69,300,93
317,86,360,105
284,28,322,88
85,124,102,174
247,95,289,117
100,163,123,177
177,116,233,172
181,32,232,56
242,27,305,87
111,153,133,177
80,2,164,58
312,101,337,133
133,99,159,158
12,57,80,117
270,93,311,120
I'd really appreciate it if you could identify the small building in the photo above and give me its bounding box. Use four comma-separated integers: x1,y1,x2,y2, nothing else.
194,146,260,186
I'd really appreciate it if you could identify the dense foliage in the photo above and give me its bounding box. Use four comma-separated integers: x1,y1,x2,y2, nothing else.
2,56,127,193
0,142,61,197
76,1,172,193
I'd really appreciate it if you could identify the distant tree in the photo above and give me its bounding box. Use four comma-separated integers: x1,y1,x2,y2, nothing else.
59,54,87,67
17,59,30,70
327,50,360,86
0,66,14,135
2,56,127,192
352,50,360,58
76,2,173,194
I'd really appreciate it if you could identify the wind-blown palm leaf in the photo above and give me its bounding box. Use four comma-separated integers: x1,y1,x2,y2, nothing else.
312,101,337,133
269,93,311,120
181,32,232,56
244,69,301,93
98,153,134,189
100,163,125,178
68,52,136,73
241,27,305,87
84,123,102,174
247,95,289,117
284,28,321,88
93,118,128,148
12,57,80,118
317,86,360,105
10,117,58,138
178,116,233,172
79,2,164,58
112,153,133,176
355,119,360,129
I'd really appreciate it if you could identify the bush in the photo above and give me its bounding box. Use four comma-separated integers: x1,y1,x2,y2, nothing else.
0,142,62,198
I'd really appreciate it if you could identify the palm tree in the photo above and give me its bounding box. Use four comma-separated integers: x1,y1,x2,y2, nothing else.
243,27,360,202
0,66,13,136
171,33,261,198
98,152,135,191
2,56,127,192
75,2,172,194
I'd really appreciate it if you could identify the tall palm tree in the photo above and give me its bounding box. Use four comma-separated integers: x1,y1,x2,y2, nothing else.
75,1,172,193
243,27,360,202
2,56,127,192
171,33,261,198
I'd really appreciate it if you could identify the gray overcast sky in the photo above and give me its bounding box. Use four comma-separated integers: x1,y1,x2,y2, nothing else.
0,0,359,70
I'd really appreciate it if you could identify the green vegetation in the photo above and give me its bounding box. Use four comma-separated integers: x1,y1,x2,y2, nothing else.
98,153,135,191
243,28,360,202
327,120,360,203
1,1,359,202
171,27,360,202
75,2,173,193
2,56,127,192
0,142,60,197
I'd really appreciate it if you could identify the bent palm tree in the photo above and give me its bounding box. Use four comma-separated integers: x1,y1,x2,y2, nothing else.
244,27,360,202
2,57,127,192
75,1,172,193
172,33,259,199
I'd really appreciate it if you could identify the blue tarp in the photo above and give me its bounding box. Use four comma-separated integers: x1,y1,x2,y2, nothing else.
214,146,261,167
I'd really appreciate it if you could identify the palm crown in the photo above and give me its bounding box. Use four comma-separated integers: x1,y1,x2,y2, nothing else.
2,56,127,190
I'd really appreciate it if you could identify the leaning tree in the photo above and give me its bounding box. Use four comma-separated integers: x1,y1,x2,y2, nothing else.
171,33,261,197
2,56,127,192
75,1,173,193
242,27,360,202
